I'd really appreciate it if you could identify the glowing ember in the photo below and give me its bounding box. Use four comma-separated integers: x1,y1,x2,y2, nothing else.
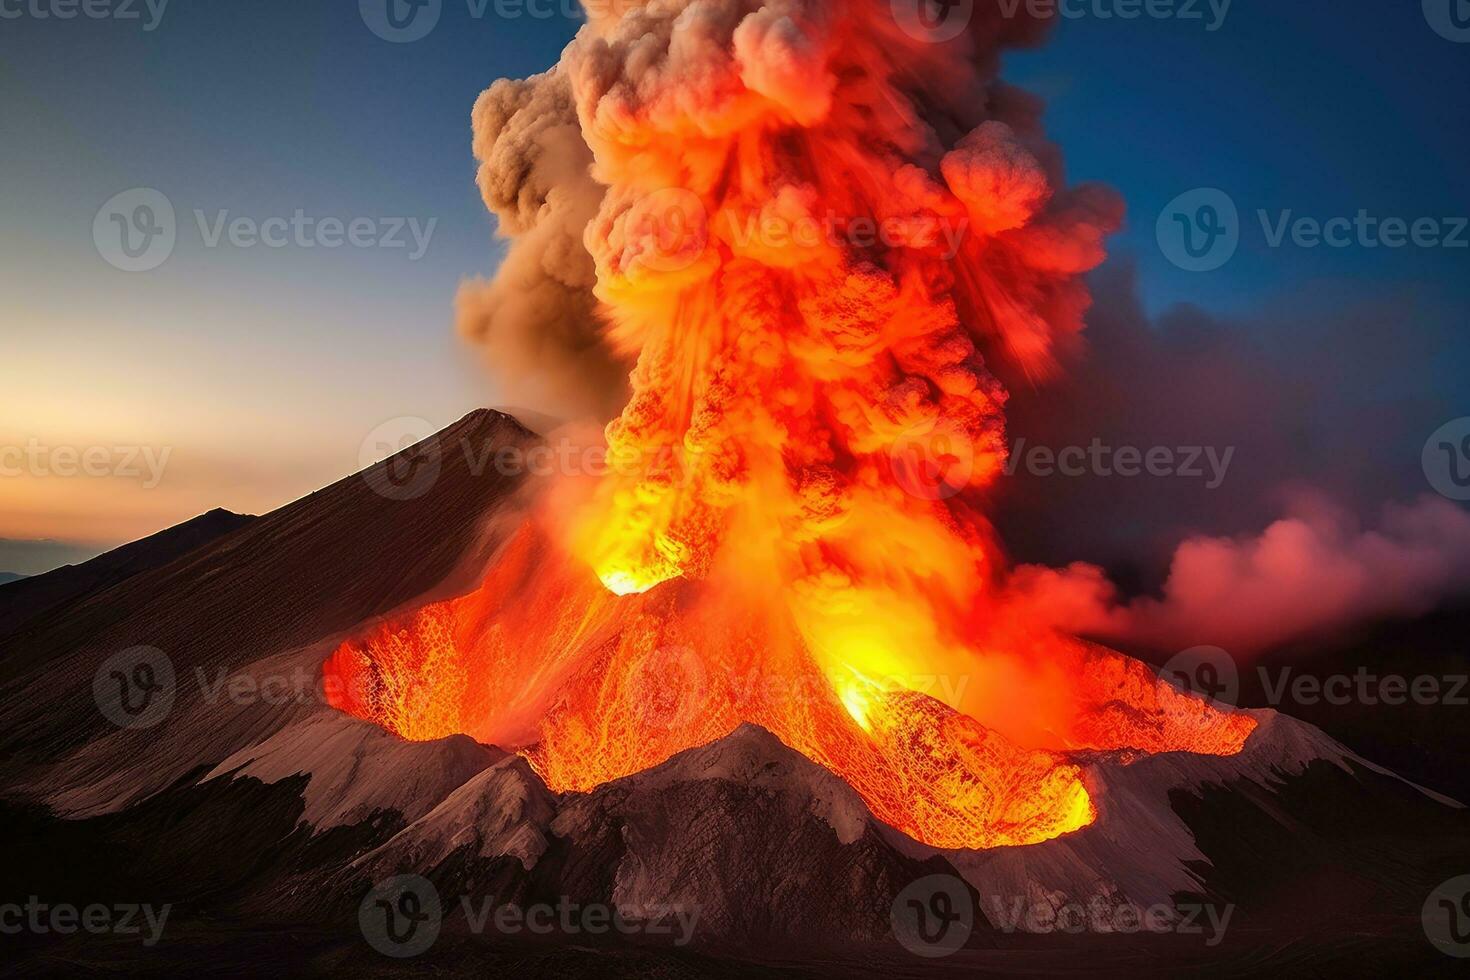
326,1,1257,850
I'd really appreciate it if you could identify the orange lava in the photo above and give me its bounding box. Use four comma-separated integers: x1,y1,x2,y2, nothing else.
324,525,1254,850
326,2,1257,850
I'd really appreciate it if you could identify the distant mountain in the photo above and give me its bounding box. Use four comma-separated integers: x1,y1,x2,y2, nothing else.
0,573,26,587
0,508,257,641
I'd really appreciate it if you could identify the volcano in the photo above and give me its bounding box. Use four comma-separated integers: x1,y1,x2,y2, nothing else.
2,411,1466,976
5,2,1468,975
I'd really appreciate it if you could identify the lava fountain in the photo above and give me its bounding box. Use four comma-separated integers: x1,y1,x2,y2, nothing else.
326,0,1255,850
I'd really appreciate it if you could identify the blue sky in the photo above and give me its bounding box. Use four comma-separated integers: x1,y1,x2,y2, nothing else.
2,1,1467,570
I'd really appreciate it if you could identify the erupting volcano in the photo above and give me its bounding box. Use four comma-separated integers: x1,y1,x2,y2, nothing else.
325,0,1254,851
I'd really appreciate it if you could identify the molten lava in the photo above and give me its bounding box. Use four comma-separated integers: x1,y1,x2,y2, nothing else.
325,525,1253,850
326,0,1256,850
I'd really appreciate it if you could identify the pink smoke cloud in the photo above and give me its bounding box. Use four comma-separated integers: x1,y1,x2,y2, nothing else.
1005,494,1470,656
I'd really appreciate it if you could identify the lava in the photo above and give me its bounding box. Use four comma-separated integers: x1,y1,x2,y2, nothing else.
325,523,1253,850
325,0,1256,850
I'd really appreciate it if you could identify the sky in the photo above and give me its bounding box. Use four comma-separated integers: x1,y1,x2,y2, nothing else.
2,1,1467,575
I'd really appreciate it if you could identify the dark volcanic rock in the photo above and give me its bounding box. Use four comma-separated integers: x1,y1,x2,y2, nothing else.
0,509,255,640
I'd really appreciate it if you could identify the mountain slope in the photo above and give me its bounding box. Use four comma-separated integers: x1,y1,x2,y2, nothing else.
1,410,1466,975
0,410,536,792
0,509,255,640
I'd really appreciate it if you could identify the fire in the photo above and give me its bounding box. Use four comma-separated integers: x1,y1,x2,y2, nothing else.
325,1,1257,850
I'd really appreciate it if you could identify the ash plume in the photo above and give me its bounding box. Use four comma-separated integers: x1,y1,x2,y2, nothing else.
456,68,627,421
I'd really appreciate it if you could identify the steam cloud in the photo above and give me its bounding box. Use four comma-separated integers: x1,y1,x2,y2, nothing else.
1005,495,1470,655
992,264,1470,654
456,68,626,420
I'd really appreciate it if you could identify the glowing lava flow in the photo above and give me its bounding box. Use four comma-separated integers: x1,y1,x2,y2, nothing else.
325,524,1254,850
325,1,1257,850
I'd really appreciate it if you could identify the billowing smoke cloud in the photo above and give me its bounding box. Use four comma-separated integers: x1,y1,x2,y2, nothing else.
460,1,1469,665
990,263,1470,654
994,263,1464,574
1003,494,1470,656
455,68,627,421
